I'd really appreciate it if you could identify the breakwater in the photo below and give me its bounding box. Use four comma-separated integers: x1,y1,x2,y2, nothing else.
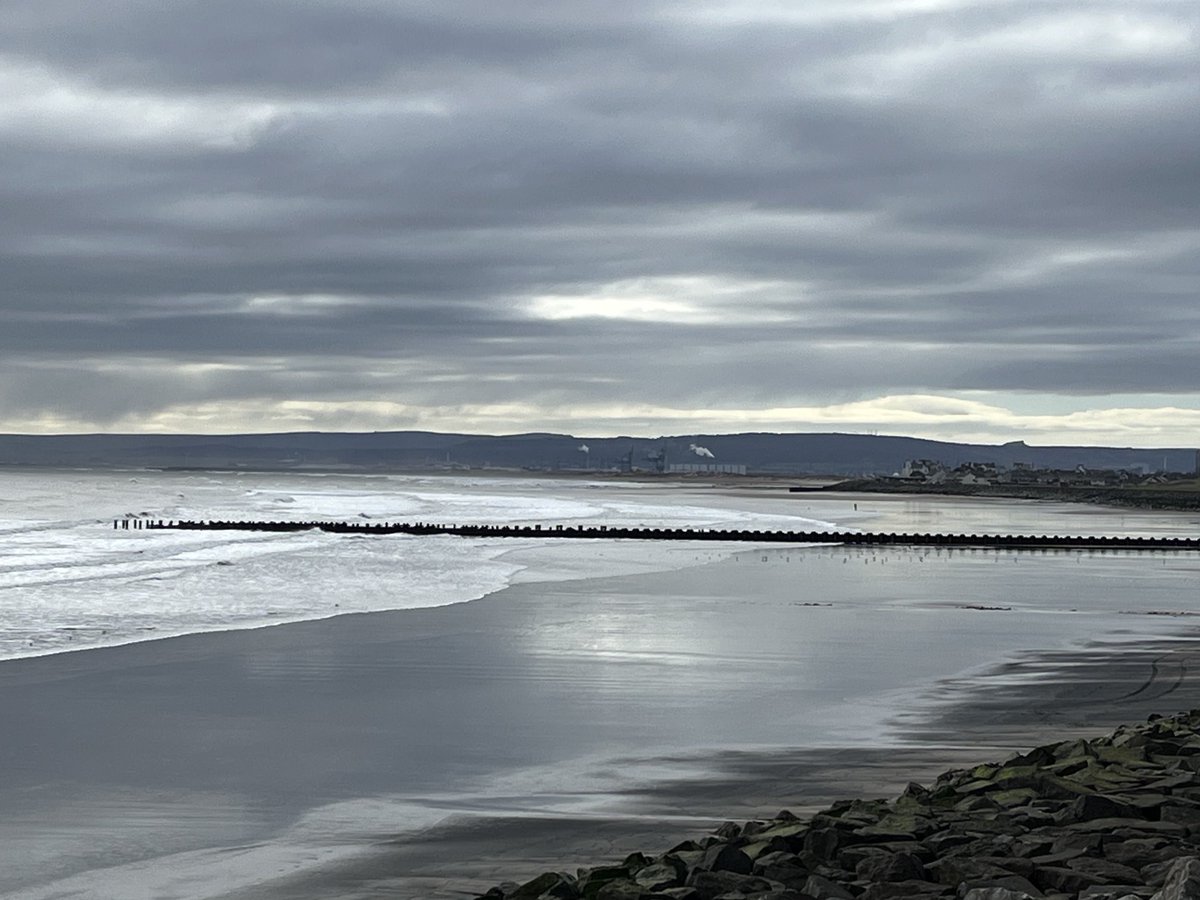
122,519,1200,550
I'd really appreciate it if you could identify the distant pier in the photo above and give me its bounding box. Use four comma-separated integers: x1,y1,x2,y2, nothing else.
122,519,1200,550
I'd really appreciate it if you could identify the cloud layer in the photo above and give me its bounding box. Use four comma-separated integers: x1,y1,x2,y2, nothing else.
2,1,1197,443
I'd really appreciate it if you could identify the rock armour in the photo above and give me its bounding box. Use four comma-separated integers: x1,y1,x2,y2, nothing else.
475,710,1200,900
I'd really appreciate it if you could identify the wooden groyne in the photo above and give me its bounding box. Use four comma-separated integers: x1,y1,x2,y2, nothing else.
122,519,1200,550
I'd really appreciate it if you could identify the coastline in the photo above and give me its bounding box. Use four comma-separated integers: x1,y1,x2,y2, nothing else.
195,632,1200,900
470,704,1200,900
821,479,1200,513
5,560,1198,899
446,636,1200,900
5,479,1200,898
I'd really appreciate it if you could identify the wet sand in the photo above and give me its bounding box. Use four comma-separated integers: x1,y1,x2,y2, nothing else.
4,547,1200,899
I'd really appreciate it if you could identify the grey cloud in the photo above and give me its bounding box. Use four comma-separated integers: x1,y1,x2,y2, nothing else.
1,0,1198,430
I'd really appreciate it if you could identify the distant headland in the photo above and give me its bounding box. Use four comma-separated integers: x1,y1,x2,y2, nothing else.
0,431,1198,482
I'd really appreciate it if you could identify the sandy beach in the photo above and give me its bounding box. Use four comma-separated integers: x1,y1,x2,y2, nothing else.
4,531,1200,899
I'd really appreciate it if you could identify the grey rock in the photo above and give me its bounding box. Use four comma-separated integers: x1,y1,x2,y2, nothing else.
856,879,950,899
927,857,1014,887
1034,865,1107,894
636,860,687,892
1069,794,1141,822
802,828,842,862
979,857,1035,880
1067,857,1146,884
1150,856,1200,900
923,832,976,855
752,852,809,885
960,875,1045,898
1065,819,1188,837
594,880,650,900
624,853,653,871
801,874,854,900
699,844,754,875
1105,839,1173,868
1011,807,1059,828
961,890,1039,900
1030,849,1091,867
1160,806,1200,827
684,869,778,900
854,850,927,883
714,822,742,841
510,872,578,900
1051,833,1105,856
579,867,634,899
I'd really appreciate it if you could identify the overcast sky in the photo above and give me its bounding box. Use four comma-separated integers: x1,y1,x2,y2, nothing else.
2,1,1198,445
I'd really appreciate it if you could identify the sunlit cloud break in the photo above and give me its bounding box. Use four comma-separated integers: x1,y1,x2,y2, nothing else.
10,394,1200,450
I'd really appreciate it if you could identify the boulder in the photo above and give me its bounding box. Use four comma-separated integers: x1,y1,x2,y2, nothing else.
635,859,687,892
802,827,843,862
1069,794,1142,822
594,880,653,900
1151,856,1200,900
926,857,1015,887
961,890,1040,900
959,874,1045,898
684,869,779,900
801,874,855,900
1064,819,1187,837
1034,866,1107,894
1067,857,1147,884
510,872,578,900
579,867,634,899
853,850,927,883
1104,838,1173,868
698,843,753,875
856,879,951,899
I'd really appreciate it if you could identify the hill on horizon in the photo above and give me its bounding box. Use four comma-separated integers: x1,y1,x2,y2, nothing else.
0,430,1195,477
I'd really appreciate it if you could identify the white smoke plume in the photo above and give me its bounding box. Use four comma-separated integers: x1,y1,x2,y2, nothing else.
578,444,589,453
689,443,715,458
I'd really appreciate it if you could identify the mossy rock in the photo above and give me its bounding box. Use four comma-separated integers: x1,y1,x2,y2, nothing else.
987,788,1039,808
958,779,999,795
754,821,809,841
992,764,1041,789
1039,774,1100,799
858,812,933,839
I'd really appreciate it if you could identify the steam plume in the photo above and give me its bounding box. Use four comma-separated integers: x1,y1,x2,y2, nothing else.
689,443,715,458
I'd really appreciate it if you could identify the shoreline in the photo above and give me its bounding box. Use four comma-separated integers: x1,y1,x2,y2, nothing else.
822,479,1200,513
5,483,1200,898
188,632,1200,900
5,551,1200,897
470,705,1200,900
449,637,1200,900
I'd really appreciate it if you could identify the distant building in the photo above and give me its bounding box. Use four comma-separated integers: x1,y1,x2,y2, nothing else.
900,459,948,483
667,463,747,476
954,462,1000,485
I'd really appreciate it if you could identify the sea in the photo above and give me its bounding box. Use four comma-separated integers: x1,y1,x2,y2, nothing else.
2,468,1200,898
0,468,851,661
